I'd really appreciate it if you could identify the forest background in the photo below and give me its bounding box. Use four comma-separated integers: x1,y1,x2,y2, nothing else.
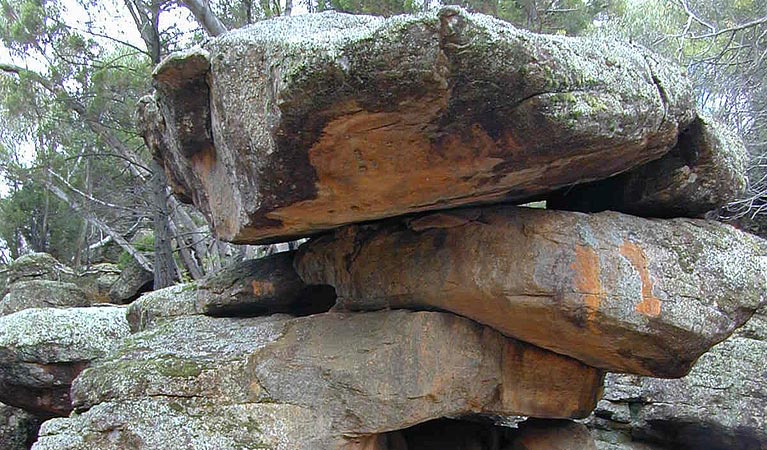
0,0,764,289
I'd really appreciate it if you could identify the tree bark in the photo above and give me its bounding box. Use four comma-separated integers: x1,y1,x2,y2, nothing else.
181,0,228,36
150,160,179,288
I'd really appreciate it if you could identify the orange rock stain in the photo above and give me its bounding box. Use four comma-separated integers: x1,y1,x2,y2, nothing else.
619,241,662,317
571,245,606,324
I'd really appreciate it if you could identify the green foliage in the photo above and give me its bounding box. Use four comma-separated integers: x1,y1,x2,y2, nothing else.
117,232,154,270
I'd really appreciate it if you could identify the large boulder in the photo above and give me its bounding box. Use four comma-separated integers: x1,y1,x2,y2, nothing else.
74,263,121,304
140,6,696,244
588,309,767,450
296,205,767,377
0,307,130,418
0,402,40,450
0,280,89,316
34,311,604,449
108,259,153,304
1,253,75,296
126,283,201,332
197,251,335,317
548,114,749,218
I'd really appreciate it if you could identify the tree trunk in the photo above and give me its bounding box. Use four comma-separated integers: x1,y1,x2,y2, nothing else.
150,160,179,289
181,0,228,36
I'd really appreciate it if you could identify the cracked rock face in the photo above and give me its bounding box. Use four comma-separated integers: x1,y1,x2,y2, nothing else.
588,309,767,450
141,6,695,244
34,311,604,450
548,114,749,218
295,205,767,377
0,307,130,418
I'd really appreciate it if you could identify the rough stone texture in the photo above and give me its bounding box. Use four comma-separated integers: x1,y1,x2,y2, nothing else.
0,306,130,418
126,283,201,333
548,114,749,218
587,309,767,450
75,263,121,304
296,205,767,377
0,402,41,450
197,251,336,317
36,311,603,449
511,419,597,450
0,280,89,316
141,6,696,244
108,259,153,304
0,253,75,296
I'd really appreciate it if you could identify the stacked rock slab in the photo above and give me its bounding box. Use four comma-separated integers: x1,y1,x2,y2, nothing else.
139,6,697,244
41,5,759,450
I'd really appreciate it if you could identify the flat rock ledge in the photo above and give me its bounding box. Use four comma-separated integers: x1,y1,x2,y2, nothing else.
33,311,604,449
140,6,695,244
296,205,767,377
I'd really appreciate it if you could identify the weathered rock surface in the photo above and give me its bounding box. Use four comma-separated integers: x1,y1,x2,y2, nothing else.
141,6,696,244
296,206,767,377
0,253,75,296
74,263,121,304
0,307,130,417
35,310,603,449
512,419,597,450
126,283,201,332
0,280,89,316
548,114,749,218
108,259,153,304
1,402,40,450
197,251,336,316
588,309,767,450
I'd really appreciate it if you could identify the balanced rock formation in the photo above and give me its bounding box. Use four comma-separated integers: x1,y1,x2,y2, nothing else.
548,114,749,218
0,307,130,418
53,5,758,450
35,311,603,449
588,308,767,450
296,206,767,377
0,280,89,316
140,6,696,244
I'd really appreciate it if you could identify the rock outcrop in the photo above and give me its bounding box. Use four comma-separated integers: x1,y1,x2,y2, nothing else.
548,114,749,218
27,6,760,450
141,6,696,244
0,253,75,297
34,311,603,449
296,206,767,377
588,308,767,450
0,280,89,316
0,307,130,418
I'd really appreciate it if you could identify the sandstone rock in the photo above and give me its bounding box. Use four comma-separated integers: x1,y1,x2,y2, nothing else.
108,259,153,304
548,114,749,218
126,282,201,332
75,263,121,304
510,419,597,450
1,253,75,296
141,7,695,244
587,310,767,450
37,311,602,449
0,306,130,417
197,251,336,317
296,206,767,377
0,402,40,450
0,280,89,316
